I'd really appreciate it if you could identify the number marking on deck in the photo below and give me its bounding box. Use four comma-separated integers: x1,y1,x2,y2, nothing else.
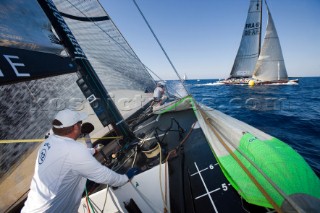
193,162,219,213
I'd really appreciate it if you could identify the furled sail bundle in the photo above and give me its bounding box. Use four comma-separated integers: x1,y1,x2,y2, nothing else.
196,105,320,212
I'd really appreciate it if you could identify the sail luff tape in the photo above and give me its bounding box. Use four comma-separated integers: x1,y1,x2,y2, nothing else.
0,136,123,144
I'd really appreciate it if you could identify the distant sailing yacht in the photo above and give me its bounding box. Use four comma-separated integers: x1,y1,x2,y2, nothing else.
182,73,188,82
219,0,298,85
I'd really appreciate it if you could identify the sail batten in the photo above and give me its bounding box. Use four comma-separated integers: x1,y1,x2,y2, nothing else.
60,12,110,22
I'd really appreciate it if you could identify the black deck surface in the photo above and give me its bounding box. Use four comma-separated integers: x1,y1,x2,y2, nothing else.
141,109,269,213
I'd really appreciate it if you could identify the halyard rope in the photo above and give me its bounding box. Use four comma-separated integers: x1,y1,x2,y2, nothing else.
0,136,123,144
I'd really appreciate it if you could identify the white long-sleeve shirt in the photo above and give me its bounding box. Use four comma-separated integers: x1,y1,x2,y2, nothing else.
21,134,128,213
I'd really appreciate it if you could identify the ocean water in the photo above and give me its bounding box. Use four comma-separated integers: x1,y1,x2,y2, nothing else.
183,77,320,177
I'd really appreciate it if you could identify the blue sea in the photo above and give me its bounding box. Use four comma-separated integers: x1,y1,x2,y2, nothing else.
182,77,320,177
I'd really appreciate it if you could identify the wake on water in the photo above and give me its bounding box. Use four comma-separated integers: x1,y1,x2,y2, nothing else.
193,81,299,87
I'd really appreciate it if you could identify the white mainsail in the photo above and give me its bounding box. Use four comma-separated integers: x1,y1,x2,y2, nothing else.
229,0,262,78
0,0,156,194
252,1,288,82
53,0,156,114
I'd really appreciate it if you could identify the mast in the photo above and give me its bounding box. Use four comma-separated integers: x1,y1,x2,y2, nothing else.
278,62,280,80
258,0,263,55
38,0,135,142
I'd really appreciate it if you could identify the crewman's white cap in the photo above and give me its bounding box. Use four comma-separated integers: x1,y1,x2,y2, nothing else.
157,81,165,86
53,109,87,128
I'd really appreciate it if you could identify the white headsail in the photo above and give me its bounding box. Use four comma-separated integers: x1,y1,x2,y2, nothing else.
252,1,288,82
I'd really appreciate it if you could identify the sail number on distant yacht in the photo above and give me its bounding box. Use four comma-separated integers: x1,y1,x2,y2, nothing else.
244,22,260,36
244,2,260,36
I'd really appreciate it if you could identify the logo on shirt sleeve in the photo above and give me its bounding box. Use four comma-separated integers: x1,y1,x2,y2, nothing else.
38,149,47,164
38,142,51,165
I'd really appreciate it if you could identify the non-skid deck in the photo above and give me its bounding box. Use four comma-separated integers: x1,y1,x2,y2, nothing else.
133,109,268,212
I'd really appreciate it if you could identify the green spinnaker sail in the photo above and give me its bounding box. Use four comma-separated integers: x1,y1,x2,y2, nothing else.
218,133,320,209
155,96,320,211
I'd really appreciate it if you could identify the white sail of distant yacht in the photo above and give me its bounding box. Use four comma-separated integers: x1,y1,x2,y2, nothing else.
229,0,262,79
221,0,297,85
183,73,188,81
252,1,288,82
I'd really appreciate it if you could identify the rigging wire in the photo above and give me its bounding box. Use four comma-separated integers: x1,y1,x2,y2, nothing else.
65,0,155,83
65,0,186,98
145,66,186,98
101,186,110,212
131,0,189,95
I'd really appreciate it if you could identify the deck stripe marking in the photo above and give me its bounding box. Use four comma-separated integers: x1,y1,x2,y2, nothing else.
190,167,208,176
195,188,221,199
194,162,219,213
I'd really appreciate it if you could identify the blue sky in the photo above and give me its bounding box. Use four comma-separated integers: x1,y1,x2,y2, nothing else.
101,0,320,80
